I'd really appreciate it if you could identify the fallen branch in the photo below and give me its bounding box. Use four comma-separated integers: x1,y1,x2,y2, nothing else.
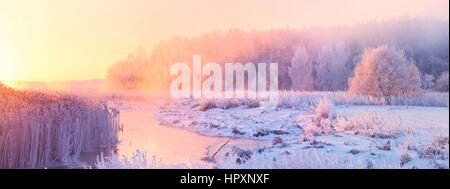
211,134,236,159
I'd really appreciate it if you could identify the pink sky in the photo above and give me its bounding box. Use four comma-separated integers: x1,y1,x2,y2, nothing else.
0,0,448,82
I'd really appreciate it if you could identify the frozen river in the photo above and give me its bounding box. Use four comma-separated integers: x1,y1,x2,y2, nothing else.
76,99,269,168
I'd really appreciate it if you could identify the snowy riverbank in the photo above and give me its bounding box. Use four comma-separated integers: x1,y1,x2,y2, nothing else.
156,97,449,169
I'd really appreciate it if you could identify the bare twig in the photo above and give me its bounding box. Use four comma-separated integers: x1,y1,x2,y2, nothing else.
211,134,236,159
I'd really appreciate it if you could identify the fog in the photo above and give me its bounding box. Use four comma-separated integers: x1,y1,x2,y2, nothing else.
105,17,449,91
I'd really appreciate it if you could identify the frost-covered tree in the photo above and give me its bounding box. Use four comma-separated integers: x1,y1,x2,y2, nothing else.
435,71,449,92
0,81,10,91
422,74,435,90
107,49,146,90
288,46,315,91
315,43,350,91
107,47,166,90
107,17,448,91
348,46,423,98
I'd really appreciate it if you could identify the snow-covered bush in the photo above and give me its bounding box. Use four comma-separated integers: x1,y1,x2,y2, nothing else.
399,142,412,166
199,98,217,111
215,149,376,169
300,107,405,140
314,98,335,120
0,86,120,168
298,98,336,140
334,110,403,138
239,98,260,108
272,136,284,145
348,46,423,99
418,135,449,160
300,118,334,141
197,98,261,111
435,71,449,92
215,98,239,109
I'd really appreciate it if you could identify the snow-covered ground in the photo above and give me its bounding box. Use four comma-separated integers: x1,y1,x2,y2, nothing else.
156,98,449,169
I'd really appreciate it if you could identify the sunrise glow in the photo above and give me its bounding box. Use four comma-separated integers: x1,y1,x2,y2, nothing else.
0,0,448,83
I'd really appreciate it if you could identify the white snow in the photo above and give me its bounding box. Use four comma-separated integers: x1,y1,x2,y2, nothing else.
156,97,449,169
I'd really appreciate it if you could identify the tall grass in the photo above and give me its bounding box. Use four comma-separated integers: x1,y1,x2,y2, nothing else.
279,91,449,109
0,83,120,168
300,98,408,140
95,150,207,169
334,110,404,139
179,91,448,113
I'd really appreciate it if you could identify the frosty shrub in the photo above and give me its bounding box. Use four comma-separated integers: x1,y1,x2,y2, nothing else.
96,149,207,169
349,46,423,99
0,84,120,168
215,149,378,169
199,98,217,111
197,97,262,111
298,98,336,140
435,71,449,92
301,118,335,141
215,98,239,109
272,136,284,145
239,98,261,108
314,98,335,120
96,150,164,169
418,135,449,160
399,142,412,166
334,110,402,138
300,109,403,140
